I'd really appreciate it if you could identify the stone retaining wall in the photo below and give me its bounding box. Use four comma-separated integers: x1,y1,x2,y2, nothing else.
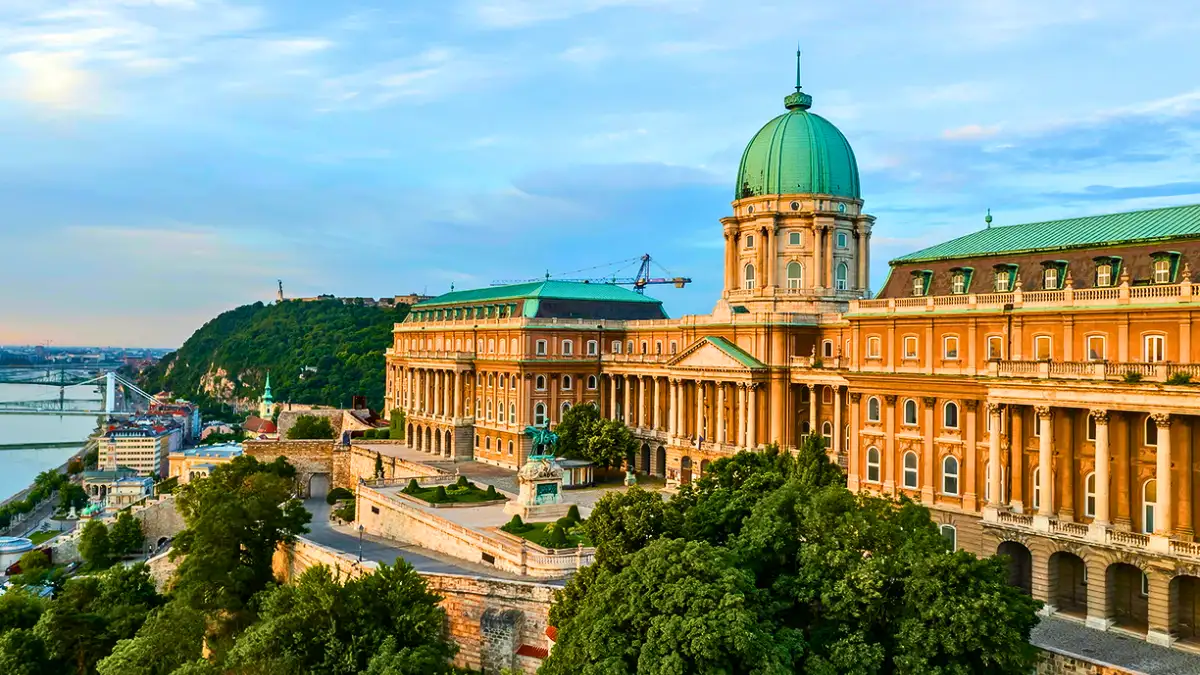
244,440,348,496
346,445,445,484
1037,649,1142,675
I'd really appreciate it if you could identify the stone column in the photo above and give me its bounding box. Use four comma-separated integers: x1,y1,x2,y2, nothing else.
813,226,824,289
1037,406,1053,516
1154,413,1173,535
922,397,936,501
716,383,726,445
825,228,834,290
807,384,818,439
964,400,978,510
453,371,462,420
609,376,619,421
848,393,862,490
695,380,705,441
738,383,747,450
1011,407,1025,512
863,230,871,293
746,384,758,448
1182,419,1195,537
723,231,734,293
884,395,897,494
988,403,1003,506
637,376,646,429
1092,410,1111,525
765,228,775,288
668,379,678,436
622,375,632,426
832,386,843,459
653,378,662,430
423,370,431,414
856,231,867,291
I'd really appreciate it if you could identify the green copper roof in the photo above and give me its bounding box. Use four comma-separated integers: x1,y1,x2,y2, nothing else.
415,280,662,308
893,204,1200,263
262,371,273,403
701,336,766,369
735,84,860,199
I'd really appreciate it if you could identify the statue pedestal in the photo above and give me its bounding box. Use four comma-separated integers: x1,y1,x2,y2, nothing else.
504,456,570,522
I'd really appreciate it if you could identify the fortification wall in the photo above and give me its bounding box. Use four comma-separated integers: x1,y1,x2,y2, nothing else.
243,439,347,497
131,493,184,544
1036,650,1140,675
346,445,446,484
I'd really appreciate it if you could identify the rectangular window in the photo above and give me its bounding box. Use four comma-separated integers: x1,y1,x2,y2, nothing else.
789,231,801,246
903,336,918,359
1034,335,1052,361
561,340,573,356
745,234,755,248
912,276,925,296
995,270,1011,292
612,340,622,354
822,340,833,358
1154,259,1171,284
837,231,848,248
670,341,678,354
587,340,598,356
1043,267,1058,290
1096,264,1112,287
655,341,663,355
1086,335,1106,361
951,273,965,294
867,336,882,359
986,336,1003,360
943,336,959,360
1144,334,1166,363
535,340,547,356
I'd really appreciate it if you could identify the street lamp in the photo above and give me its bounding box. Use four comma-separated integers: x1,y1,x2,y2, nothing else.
357,524,365,562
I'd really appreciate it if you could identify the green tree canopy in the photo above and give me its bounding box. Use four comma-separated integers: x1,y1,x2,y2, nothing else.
171,455,310,643
78,519,113,571
109,511,145,558
95,602,207,675
223,562,457,675
554,405,637,469
544,438,1041,675
287,415,335,440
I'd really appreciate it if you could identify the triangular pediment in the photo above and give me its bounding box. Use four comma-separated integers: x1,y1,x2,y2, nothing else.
667,336,766,371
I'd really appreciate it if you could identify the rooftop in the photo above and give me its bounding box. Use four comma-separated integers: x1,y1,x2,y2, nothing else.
175,443,243,459
414,280,663,308
893,203,1200,263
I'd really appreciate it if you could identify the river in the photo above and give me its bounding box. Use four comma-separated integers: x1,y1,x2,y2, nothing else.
0,382,102,502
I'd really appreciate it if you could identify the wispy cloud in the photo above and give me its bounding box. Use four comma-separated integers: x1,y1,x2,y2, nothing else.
462,0,699,29
941,124,1000,140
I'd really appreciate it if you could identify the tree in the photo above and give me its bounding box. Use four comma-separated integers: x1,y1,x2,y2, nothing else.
60,483,89,511
109,511,145,557
554,404,601,459
11,550,52,587
223,562,456,675
0,587,48,632
286,415,335,440
547,440,1041,674
95,602,206,675
79,519,113,570
0,628,52,675
171,455,310,644
583,418,638,469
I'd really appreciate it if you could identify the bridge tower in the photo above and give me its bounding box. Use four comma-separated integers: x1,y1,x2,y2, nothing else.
105,371,117,416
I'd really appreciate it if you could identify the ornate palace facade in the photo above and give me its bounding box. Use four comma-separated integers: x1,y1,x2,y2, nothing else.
385,73,1200,651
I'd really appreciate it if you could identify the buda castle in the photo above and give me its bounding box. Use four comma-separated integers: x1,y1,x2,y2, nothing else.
385,62,1200,651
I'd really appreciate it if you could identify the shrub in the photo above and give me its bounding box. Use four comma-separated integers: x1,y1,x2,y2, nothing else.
485,485,499,499
545,523,568,548
404,479,420,494
326,487,354,505
376,428,390,440
456,475,469,488
362,429,375,440
555,516,575,533
333,500,356,522
566,504,581,522
433,486,448,503
502,514,526,534
1167,371,1192,385
1123,370,1144,383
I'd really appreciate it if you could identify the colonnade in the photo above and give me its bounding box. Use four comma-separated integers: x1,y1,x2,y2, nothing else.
604,374,761,449
394,366,471,421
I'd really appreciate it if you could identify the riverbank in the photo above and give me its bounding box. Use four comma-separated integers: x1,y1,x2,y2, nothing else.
0,441,82,451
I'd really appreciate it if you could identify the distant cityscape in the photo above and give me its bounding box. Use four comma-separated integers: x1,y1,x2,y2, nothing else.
0,345,174,365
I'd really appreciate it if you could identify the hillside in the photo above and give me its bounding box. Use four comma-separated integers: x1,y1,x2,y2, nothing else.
137,299,408,416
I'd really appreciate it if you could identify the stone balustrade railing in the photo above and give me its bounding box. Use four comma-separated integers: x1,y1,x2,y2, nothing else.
990,360,1200,384
985,507,1200,562
850,280,1195,315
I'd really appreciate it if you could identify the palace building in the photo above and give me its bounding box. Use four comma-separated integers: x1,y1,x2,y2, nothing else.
385,68,1200,650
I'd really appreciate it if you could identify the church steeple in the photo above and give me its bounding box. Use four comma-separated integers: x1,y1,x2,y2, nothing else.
263,371,273,404
259,371,275,418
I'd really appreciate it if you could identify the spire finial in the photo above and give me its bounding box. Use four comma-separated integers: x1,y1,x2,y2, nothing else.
985,208,993,229
795,45,802,92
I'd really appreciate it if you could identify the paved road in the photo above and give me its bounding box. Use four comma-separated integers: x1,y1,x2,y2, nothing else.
301,498,528,580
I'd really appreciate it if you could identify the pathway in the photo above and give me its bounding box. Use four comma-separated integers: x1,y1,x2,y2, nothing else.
1032,616,1200,675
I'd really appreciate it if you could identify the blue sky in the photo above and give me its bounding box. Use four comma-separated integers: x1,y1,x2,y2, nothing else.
3,0,1200,347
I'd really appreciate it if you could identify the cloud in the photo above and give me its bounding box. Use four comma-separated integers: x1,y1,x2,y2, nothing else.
6,50,95,109
260,38,334,56
559,42,612,66
941,124,1000,140
462,0,698,29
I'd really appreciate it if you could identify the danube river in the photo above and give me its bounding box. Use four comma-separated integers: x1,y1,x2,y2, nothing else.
0,383,101,501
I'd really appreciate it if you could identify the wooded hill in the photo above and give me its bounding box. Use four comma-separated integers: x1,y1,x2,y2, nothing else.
137,300,409,417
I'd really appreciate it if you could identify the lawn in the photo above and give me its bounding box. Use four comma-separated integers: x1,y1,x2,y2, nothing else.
27,530,59,546
507,522,591,549
402,482,505,505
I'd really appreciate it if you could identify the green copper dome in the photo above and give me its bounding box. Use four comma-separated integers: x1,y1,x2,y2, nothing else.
735,83,860,200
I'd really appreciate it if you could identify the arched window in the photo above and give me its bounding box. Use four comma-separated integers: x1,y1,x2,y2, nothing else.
535,375,546,391
903,399,917,425
488,338,495,353
485,436,492,450
562,375,572,390
867,396,881,423
508,402,516,423
902,451,918,489
498,339,506,354
1143,479,1157,533
939,524,957,551
612,340,622,354
1084,472,1097,517
587,375,598,390
835,262,848,290
485,399,493,420
534,403,547,426
499,374,507,388
1144,334,1166,363
743,263,756,289
822,340,833,358
942,456,959,495
943,401,959,429
1031,467,1042,510
507,440,514,455
866,447,881,483
510,338,518,353
1145,416,1158,446
786,262,803,289
821,421,832,444
560,401,571,418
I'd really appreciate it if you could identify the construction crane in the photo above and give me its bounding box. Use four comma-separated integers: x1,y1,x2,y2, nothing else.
491,254,691,295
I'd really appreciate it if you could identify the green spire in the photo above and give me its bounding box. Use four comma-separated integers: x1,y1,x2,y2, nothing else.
985,208,993,229
784,46,812,111
263,371,273,404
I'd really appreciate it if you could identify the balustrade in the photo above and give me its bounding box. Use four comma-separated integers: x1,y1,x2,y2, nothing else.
849,283,1191,315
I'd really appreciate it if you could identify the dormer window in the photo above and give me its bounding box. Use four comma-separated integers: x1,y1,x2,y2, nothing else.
951,272,965,294
910,270,932,297
994,268,1013,292
1096,263,1112,287
912,275,925,297
1043,267,1058,290
1154,258,1172,284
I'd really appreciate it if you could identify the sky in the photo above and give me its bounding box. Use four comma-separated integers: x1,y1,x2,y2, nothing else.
2,0,1200,348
